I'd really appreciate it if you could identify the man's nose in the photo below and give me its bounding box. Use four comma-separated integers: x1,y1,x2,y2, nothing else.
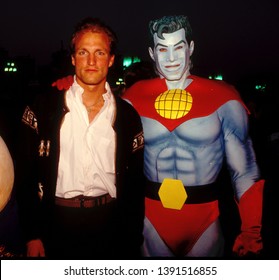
88,54,95,65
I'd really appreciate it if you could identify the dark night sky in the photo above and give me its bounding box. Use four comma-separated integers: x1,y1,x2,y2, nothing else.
1,0,279,83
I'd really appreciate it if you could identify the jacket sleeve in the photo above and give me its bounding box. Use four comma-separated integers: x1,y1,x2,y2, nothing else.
114,98,146,257
15,104,43,243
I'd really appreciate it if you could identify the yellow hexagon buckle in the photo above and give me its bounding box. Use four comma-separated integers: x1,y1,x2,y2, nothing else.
158,178,187,210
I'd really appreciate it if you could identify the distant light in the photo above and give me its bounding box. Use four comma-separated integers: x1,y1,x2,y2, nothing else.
255,84,266,91
214,74,223,80
208,74,223,80
117,78,124,84
3,61,17,73
123,56,141,69
123,57,133,68
133,57,141,63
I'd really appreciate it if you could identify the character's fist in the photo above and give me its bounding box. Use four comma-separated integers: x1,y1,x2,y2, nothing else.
233,231,262,256
26,239,45,257
52,75,74,90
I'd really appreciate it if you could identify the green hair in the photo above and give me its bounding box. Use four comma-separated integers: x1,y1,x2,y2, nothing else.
149,15,192,47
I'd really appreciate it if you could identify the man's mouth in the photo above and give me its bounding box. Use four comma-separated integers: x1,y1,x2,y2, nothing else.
85,68,98,72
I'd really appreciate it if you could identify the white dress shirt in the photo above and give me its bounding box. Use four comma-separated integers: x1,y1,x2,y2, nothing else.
55,77,116,198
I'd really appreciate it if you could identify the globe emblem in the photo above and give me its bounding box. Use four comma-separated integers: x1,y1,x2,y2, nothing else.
154,89,193,119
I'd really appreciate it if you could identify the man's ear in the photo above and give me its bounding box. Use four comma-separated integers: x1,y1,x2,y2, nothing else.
109,55,115,68
189,41,194,56
148,47,155,61
71,55,76,66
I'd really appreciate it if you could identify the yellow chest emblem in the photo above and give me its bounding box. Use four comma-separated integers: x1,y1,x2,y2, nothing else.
154,89,193,119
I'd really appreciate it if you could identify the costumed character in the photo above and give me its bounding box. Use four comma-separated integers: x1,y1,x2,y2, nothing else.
122,15,264,257
52,15,264,257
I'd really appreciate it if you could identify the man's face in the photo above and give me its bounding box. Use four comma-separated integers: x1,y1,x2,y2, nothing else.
71,31,114,88
149,28,194,81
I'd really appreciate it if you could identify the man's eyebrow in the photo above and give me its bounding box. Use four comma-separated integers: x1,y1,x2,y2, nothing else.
155,40,187,48
75,47,88,51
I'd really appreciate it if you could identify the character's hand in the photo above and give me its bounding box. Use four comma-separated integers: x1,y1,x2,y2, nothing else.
26,239,45,257
233,231,262,256
51,75,74,90
233,180,264,257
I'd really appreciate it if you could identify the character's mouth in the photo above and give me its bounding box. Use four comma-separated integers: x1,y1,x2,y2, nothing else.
165,64,180,69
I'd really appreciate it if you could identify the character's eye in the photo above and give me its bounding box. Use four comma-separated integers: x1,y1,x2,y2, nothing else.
158,48,167,53
175,45,184,51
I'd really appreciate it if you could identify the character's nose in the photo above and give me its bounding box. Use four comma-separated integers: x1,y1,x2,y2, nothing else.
167,49,175,62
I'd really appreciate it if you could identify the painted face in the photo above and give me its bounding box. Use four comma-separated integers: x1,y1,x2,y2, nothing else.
149,28,193,81
71,31,114,88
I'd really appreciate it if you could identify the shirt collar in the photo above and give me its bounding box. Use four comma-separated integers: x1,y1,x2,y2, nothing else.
70,75,113,102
